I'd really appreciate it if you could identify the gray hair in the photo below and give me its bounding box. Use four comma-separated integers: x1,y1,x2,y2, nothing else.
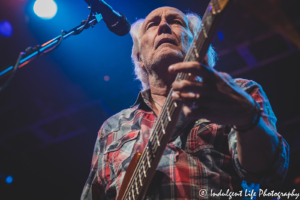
130,13,217,90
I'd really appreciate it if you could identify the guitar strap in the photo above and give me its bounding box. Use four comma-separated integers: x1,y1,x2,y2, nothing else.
169,110,197,144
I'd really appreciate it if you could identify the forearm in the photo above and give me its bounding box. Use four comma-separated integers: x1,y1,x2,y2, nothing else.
236,117,279,173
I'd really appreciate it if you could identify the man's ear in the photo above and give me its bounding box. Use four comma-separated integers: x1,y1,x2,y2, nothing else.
204,54,209,67
137,53,144,68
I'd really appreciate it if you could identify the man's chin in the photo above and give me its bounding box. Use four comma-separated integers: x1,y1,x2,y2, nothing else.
153,49,184,65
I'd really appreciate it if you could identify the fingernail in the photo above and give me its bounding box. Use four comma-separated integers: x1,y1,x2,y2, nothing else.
169,65,174,70
172,92,179,98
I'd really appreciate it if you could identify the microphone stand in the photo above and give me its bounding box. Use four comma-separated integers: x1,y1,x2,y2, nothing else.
0,13,103,92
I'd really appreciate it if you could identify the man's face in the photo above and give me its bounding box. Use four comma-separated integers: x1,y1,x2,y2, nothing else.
139,7,193,75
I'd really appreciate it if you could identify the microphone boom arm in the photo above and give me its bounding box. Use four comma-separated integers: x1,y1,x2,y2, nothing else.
0,14,102,86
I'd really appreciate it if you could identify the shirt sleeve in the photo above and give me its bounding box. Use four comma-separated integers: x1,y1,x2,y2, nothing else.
228,79,290,186
81,127,106,200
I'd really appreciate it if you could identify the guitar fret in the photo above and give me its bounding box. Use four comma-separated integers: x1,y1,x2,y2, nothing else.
161,120,165,134
209,3,216,15
193,44,199,58
142,163,146,177
156,134,160,146
174,102,177,107
201,24,208,38
135,180,139,195
214,0,221,13
138,170,143,186
146,148,151,168
132,187,135,199
147,158,151,168
167,108,171,121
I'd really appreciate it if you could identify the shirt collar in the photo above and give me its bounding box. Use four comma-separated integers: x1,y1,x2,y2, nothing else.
131,89,153,109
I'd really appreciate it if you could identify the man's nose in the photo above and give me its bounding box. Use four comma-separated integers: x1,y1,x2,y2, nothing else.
158,20,172,35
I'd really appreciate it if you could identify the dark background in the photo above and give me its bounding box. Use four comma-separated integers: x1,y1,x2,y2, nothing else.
1,0,300,199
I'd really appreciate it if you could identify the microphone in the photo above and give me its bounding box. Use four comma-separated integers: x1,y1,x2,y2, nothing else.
84,0,131,36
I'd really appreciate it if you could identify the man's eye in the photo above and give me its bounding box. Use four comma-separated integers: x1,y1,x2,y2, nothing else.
173,21,183,25
147,23,157,29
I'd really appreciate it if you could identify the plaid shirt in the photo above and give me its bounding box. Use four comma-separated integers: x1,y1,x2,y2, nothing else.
81,79,289,200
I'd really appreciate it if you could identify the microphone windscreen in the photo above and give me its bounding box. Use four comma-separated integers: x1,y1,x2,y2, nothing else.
107,13,131,36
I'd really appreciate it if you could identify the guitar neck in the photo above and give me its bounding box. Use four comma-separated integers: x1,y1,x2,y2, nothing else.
119,0,232,199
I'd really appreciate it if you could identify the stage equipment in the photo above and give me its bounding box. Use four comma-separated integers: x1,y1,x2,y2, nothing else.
0,20,13,37
0,173,13,184
33,0,58,20
0,0,130,92
84,0,131,36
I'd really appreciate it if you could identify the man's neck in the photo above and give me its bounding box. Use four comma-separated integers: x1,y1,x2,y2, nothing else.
148,76,173,116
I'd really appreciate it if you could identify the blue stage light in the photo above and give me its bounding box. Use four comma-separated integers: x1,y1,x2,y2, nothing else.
33,0,57,20
217,31,224,41
5,175,13,184
0,20,13,37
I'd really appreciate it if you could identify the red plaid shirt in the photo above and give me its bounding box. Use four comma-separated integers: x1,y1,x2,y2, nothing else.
81,79,289,200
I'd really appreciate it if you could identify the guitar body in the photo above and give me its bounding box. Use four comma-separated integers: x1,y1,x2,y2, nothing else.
117,151,142,200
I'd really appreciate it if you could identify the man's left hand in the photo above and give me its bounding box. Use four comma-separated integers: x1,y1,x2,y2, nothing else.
169,61,256,127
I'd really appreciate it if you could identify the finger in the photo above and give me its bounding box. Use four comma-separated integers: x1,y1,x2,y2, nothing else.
172,92,212,110
171,91,182,101
188,74,203,83
168,61,216,81
172,80,212,94
172,91,200,103
176,93,215,108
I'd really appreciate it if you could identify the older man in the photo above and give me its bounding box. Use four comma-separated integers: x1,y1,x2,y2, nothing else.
81,7,289,200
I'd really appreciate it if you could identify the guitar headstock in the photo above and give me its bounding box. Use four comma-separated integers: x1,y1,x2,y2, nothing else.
209,0,232,15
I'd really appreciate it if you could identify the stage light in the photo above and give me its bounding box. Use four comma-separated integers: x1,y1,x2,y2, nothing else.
0,20,13,37
104,76,110,81
33,0,57,20
5,175,13,184
217,31,224,41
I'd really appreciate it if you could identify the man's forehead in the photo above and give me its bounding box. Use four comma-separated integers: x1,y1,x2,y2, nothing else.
144,7,187,22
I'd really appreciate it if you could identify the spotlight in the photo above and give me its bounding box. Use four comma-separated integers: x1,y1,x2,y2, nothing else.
217,31,224,41
0,20,13,37
5,175,13,184
33,0,57,20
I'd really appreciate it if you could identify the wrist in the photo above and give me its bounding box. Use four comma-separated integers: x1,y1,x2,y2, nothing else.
233,99,263,133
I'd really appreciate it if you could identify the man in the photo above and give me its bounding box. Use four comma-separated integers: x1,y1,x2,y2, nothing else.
81,7,289,200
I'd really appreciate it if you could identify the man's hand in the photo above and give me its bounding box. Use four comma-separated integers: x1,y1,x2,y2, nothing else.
169,61,256,127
